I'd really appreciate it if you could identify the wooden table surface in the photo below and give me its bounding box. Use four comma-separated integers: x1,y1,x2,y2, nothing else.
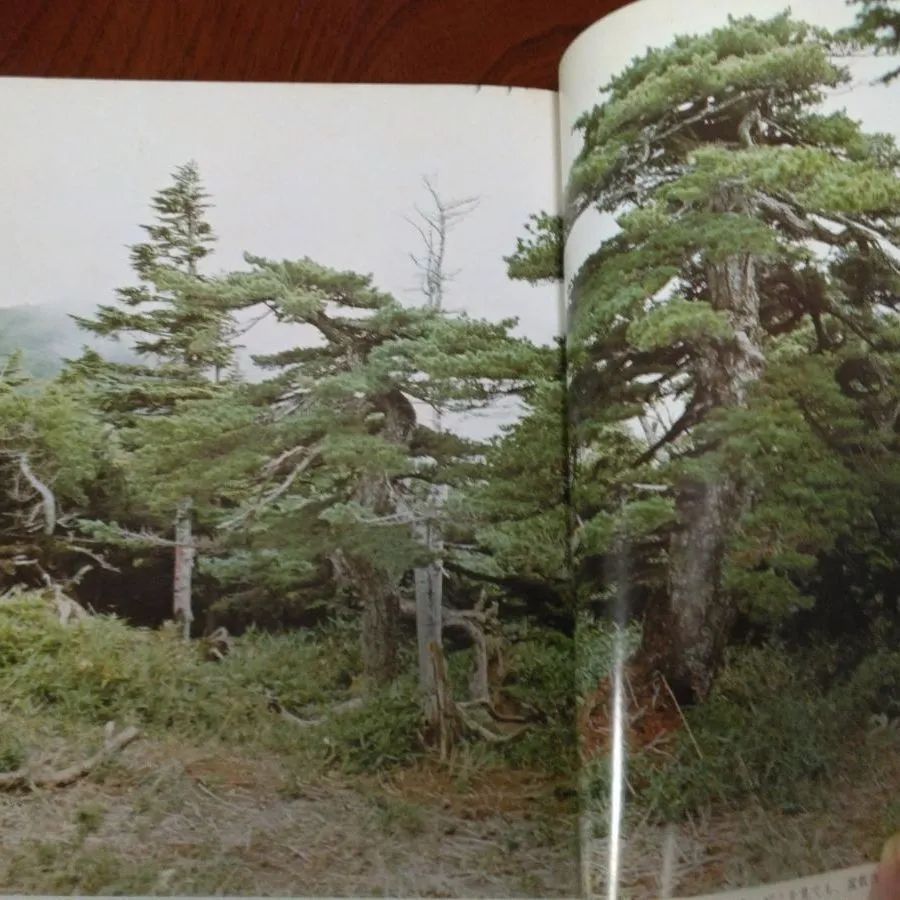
0,0,629,89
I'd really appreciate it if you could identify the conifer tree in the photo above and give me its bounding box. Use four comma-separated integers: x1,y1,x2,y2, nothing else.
71,161,236,637
74,161,233,383
848,0,900,83
0,363,114,588
523,13,900,700
139,254,548,686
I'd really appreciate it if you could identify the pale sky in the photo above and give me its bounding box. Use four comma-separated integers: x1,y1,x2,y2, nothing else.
559,0,900,280
0,80,562,437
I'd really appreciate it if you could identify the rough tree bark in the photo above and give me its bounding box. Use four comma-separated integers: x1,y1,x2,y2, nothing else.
173,497,195,640
413,487,445,720
641,181,766,701
353,389,415,686
406,178,476,727
357,550,401,684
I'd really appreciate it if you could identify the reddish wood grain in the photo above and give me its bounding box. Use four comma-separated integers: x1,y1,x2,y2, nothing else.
0,0,631,89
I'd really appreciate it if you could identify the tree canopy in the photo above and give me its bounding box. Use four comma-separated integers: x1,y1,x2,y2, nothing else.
512,12,900,700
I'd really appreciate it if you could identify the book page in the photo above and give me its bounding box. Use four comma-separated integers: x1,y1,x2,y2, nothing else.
556,1,900,897
0,79,573,897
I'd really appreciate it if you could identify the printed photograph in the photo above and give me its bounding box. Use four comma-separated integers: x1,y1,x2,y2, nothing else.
0,80,576,897
557,0,900,896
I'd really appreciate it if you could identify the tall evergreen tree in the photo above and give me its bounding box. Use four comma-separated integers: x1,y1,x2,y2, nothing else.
74,161,234,383
132,254,549,686
70,161,236,636
535,13,900,700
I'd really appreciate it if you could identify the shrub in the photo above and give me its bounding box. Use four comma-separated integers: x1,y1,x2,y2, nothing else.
0,594,359,751
491,625,577,773
280,675,425,776
584,642,852,823
648,645,846,819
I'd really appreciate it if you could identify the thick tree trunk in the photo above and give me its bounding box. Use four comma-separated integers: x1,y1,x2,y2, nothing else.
357,554,401,684
642,185,765,701
354,389,415,686
173,498,195,640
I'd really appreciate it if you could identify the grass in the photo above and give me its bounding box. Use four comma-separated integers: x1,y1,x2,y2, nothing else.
577,617,900,896
0,704,577,896
0,592,576,775
0,594,427,774
0,591,579,895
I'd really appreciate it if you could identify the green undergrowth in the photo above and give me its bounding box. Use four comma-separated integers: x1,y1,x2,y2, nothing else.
0,592,574,777
442,622,576,774
581,625,900,826
0,594,423,772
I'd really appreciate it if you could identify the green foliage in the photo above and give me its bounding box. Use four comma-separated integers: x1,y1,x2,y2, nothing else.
0,597,254,737
575,617,641,698
74,161,233,380
0,595,574,778
584,636,900,823
630,645,843,820
0,381,113,510
505,213,563,283
525,9,900,676
627,299,732,352
490,626,576,774
0,730,26,773
455,381,569,590
310,678,424,773
0,594,350,749
845,0,900,83
225,619,361,709
132,250,556,631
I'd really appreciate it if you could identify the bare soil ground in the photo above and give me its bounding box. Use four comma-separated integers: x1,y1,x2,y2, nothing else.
0,734,579,897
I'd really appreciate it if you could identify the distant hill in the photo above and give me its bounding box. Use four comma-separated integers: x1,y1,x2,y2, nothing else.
0,305,137,379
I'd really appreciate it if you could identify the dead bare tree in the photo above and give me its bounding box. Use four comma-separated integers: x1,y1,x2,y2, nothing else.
406,177,478,732
173,498,195,640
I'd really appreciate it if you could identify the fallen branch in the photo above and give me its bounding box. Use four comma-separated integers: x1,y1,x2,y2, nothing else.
456,705,530,744
267,693,364,728
0,723,140,791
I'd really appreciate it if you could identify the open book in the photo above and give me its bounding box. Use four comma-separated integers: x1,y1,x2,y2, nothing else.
1,0,898,897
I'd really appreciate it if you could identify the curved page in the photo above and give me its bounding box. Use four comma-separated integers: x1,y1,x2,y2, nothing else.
558,2,900,897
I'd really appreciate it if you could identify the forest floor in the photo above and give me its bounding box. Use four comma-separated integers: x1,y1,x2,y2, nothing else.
577,646,900,899
0,595,580,896
0,725,579,897
583,725,900,899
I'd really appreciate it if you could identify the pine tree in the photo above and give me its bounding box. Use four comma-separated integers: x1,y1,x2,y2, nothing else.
0,366,114,588
138,253,549,686
847,0,900,83
546,13,900,700
74,161,234,383
70,161,236,637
